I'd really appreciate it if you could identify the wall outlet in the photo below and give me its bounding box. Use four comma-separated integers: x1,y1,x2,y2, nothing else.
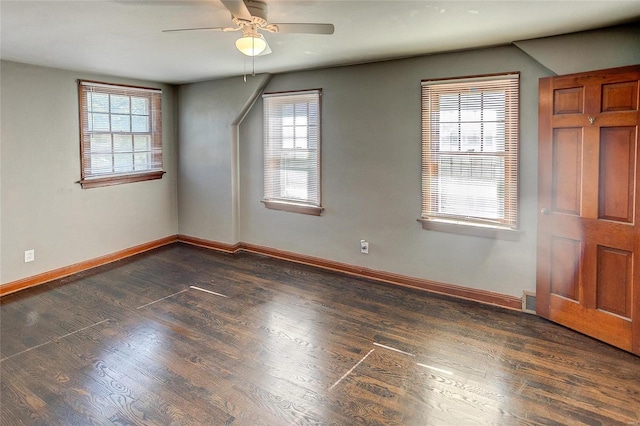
24,249,35,263
360,240,369,254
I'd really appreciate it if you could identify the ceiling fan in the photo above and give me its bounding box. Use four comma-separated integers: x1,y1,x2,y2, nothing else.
163,0,335,57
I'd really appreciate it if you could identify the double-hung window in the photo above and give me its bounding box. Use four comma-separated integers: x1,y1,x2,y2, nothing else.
78,80,164,189
420,73,519,239
262,89,323,216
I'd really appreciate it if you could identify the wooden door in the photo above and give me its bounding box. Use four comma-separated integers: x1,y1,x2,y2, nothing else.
537,65,640,356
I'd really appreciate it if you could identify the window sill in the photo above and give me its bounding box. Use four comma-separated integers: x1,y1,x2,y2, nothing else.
418,218,521,241
262,200,324,216
79,170,165,189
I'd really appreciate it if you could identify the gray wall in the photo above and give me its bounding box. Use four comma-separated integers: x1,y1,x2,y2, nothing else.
178,74,270,244
0,61,178,284
238,46,548,297
178,24,638,299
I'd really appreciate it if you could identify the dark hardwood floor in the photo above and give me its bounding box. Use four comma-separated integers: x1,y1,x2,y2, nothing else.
1,243,639,425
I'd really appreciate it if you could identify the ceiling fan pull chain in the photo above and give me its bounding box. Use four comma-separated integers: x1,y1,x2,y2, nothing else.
252,36,256,77
243,56,247,82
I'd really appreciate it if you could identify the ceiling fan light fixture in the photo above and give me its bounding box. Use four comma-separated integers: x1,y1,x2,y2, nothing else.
235,33,267,56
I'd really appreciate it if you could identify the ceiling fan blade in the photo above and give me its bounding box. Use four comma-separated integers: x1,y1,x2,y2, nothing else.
162,26,237,33
269,23,335,35
220,0,252,21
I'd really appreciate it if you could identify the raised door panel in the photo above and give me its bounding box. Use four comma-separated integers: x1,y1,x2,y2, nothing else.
552,128,582,216
550,237,581,301
598,127,636,223
601,81,638,112
596,246,633,319
554,87,584,115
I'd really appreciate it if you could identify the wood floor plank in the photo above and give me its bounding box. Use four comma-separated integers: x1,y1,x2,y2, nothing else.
2,243,640,425
49,318,244,425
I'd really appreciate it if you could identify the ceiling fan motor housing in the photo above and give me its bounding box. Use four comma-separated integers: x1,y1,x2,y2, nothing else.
245,1,268,25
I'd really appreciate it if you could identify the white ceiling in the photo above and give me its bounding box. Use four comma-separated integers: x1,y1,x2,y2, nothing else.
2,0,639,84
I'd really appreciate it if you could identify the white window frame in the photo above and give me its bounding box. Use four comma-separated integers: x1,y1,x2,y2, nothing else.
419,73,520,240
262,89,323,216
78,80,164,189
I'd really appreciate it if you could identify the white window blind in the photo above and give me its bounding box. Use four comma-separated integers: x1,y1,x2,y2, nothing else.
79,80,163,188
263,90,322,212
421,73,519,228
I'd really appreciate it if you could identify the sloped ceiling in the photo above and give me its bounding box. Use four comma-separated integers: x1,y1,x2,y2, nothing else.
514,23,640,75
